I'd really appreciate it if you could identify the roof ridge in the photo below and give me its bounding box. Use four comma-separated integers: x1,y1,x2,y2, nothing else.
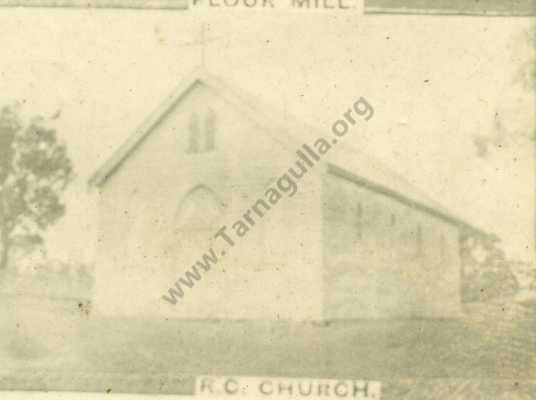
88,69,487,235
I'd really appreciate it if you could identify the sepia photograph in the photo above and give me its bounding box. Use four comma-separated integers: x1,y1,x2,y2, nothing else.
0,0,535,398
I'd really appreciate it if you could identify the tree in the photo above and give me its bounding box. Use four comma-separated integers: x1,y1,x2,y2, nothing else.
0,105,73,271
472,27,535,157
460,229,518,302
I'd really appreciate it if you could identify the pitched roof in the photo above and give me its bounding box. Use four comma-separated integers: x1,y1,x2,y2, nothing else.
88,68,486,235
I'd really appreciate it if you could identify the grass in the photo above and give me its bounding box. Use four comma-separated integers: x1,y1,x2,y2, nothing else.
69,310,534,380
1,300,535,397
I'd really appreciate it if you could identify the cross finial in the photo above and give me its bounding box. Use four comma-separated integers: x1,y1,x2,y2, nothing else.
200,23,207,67
189,22,218,69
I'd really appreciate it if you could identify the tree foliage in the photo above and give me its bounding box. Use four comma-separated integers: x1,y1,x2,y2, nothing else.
460,230,518,302
472,27,535,157
0,105,74,270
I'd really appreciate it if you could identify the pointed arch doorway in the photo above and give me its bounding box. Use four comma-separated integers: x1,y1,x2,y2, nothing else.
163,185,226,268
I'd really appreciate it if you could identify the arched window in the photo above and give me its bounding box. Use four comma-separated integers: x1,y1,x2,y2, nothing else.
440,233,447,262
187,112,200,154
186,109,216,154
356,202,363,240
416,223,423,256
205,108,216,151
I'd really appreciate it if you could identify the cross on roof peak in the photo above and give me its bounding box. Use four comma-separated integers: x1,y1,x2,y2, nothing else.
196,23,218,68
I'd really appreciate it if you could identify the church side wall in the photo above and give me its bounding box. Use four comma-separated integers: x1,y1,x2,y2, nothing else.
321,168,461,320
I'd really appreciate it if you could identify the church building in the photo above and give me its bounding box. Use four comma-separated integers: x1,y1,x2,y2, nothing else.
89,69,483,321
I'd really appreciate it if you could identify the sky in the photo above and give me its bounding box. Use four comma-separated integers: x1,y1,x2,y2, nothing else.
0,7,533,264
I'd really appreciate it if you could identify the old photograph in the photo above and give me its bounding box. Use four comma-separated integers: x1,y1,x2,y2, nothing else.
0,0,535,398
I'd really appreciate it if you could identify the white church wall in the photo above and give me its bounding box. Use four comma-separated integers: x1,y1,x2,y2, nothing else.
94,82,324,320
322,169,462,320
